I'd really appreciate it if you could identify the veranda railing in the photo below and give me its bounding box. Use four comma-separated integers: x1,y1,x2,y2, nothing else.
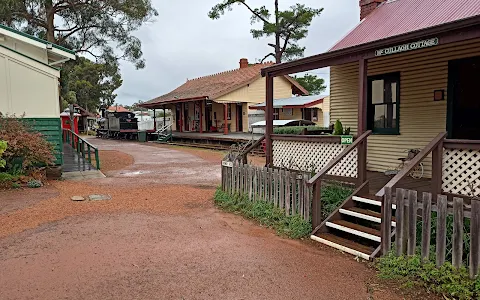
62,129,100,170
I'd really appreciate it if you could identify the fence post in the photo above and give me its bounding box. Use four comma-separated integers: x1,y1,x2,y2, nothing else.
95,149,100,170
436,195,448,267
407,190,418,256
470,198,480,278
431,142,443,198
452,197,464,269
381,186,392,256
421,192,432,262
311,181,322,229
395,189,406,256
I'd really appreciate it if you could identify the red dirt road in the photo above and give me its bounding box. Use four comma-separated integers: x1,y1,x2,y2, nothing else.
0,140,407,300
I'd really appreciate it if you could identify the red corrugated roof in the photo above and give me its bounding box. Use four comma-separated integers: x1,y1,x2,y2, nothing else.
330,0,480,52
107,105,131,113
143,63,308,107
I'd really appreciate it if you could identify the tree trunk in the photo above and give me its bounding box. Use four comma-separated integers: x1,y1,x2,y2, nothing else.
44,0,55,43
274,0,281,63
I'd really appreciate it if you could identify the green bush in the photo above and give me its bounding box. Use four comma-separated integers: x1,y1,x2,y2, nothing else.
321,183,354,220
377,252,480,299
214,188,312,239
273,125,327,135
0,140,6,168
27,180,42,188
333,119,344,135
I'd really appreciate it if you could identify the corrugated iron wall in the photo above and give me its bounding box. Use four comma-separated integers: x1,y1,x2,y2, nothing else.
330,38,480,178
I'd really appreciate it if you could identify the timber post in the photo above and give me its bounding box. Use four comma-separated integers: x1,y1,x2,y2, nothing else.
223,104,228,135
431,141,444,198
163,105,167,131
265,73,274,167
311,181,322,228
199,100,203,133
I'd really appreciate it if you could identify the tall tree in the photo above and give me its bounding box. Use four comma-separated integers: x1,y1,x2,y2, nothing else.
61,57,122,111
293,74,326,95
0,0,158,69
208,0,322,63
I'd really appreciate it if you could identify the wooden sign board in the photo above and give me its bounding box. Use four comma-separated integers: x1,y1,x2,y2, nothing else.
222,161,234,168
341,135,353,145
375,38,439,57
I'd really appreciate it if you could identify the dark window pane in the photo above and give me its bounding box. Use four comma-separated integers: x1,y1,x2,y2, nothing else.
374,105,386,129
391,82,398,103
372,80,384,104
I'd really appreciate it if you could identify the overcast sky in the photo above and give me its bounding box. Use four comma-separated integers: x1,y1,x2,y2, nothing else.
116,0,360,105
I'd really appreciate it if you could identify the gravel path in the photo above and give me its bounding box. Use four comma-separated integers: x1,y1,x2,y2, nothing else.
0,139,410,300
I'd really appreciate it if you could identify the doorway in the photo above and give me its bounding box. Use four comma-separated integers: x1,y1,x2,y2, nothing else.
184,103,189,131
236,104,243,132
205,101,212,131
448,56,480,140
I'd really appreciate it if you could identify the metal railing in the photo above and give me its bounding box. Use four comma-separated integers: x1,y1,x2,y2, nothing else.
62,129,100,170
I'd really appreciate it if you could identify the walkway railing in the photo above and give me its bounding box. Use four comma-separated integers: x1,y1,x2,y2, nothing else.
62,129,100,170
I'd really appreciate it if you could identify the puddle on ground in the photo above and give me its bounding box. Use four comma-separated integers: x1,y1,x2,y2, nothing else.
119,170,153,176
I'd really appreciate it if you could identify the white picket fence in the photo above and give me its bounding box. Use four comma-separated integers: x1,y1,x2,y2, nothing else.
221,162,313,221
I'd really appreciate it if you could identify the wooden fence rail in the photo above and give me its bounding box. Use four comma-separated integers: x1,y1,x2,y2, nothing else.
381,187,480,278
221,162,312,221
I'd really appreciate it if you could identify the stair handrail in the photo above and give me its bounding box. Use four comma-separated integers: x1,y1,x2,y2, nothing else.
239,135,265,163
62,129,100,170
375,131,447,198
156,123,172,135
307,130,372,186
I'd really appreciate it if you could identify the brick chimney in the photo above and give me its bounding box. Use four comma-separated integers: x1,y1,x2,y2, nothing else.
360,0,386,20
239,58,249,69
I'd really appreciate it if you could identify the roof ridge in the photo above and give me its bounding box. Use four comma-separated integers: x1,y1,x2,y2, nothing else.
187,62,272,82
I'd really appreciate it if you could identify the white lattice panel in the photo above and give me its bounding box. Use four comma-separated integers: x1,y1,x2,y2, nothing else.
442,148,480,196
272,140,357,177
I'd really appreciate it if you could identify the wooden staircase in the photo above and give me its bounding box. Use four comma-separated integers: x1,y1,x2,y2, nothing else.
311,186,396,260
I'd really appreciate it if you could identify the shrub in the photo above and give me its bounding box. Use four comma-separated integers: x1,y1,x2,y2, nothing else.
214,188,312,239
27,180,42,188
0,115,55,170
377,252,480,300
333,119,344,135
273,125,328,135
0,140,6,168
321,183,354,220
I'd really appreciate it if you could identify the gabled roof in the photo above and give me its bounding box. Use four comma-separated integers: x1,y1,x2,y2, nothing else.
0,24,76,63
251,95,327,110
142,63,308,107
107,105,131,113
330,0,480,51
73,104,95,117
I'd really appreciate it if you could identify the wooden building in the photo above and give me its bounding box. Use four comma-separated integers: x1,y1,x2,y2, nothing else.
0,24,76,164
249,95,330,127
258,0,480,259
140,58,307,134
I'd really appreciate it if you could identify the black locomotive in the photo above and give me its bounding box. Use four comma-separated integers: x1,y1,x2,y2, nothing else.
97,110,138,139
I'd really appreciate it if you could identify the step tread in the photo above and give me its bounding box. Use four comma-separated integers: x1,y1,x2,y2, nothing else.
315,233,375,255
329,220,381,237
347,207,397,222
353,195,397,209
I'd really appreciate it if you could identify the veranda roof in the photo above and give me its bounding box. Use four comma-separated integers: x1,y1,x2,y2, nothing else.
250,95,327,110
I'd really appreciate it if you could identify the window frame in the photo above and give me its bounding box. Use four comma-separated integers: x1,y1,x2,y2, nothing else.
367,72,400,135
273,108,280,120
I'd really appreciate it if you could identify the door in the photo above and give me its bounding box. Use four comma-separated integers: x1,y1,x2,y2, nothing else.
175,104,181,131
237,104,243,132
448,56,480,139
205,101,212,131
184,103,189,131
303,108,312,121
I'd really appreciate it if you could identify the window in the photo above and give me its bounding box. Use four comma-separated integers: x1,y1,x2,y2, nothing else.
273,108,280,120
312,108,318,121
368,73,400,134
227,104,231,120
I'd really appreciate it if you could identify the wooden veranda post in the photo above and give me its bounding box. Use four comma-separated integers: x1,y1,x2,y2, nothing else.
265,74,274,166
180,103,184,132
223,104,228,135
357,58,368,185
163,105,166,130
153,109,156,131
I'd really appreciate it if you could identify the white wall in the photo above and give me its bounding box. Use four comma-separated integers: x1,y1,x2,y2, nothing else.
0,46,60,118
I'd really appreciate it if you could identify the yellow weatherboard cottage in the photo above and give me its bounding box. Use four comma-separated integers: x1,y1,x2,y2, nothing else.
0,24,76,164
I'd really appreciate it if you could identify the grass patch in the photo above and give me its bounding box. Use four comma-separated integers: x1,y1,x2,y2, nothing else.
321,183,354,220
273,126,327,135
377,252,480,300
214,187,312,239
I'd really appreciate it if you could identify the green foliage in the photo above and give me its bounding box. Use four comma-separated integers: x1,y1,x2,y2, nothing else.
61,57,123,111
0,140,6,168
0,115,55,170
0,172,15,183
27,180,42,188
214,188,312,239
377,252,480,299
333,119,344,135
0,0,158,69
208,1,323,62
11,182,21,189
273,125,327,135
321,184,353,220
293,74,326,95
